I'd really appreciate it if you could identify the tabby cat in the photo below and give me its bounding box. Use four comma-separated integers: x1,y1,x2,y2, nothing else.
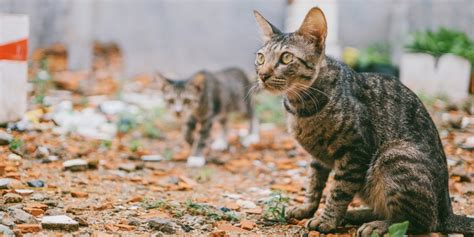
253,7,473,236
158,68,259,167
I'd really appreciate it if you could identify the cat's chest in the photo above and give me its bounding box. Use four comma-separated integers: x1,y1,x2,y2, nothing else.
286,113,343,167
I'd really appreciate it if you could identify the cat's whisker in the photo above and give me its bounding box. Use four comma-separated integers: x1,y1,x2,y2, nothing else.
295,85,320,112
294,83,331,99
244,84,258,102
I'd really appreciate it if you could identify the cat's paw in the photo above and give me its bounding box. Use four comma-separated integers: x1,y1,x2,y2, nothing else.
357,221,390,237
241,133,260,147
286,204,317,220
186,156,206,167
211,138,228,151
306,216,338,233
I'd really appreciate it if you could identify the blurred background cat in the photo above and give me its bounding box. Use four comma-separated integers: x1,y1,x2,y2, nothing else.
157,68,259,167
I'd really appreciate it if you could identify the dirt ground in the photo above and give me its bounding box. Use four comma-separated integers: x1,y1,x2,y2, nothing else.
0,48,473,236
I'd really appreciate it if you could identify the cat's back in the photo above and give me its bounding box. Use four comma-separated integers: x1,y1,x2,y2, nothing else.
214,67,251,89
356,72,442,150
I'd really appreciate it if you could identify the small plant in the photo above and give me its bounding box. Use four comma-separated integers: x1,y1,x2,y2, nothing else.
142,121,160,139
263,192,289,223
344,43,399,76
99,140,112,149
163,148,174,161
370,221,409,237
129,139,141,153
32,59,53,105
196,167,214,182
142,198,172,210
184,200,236,221
117,112,138,134
9,138,24,152
406,28,474,65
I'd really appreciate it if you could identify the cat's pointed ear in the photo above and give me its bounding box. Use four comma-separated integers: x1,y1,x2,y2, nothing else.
297,7,327,44
155,71,171,89
253,10,282,42
190,72,206,92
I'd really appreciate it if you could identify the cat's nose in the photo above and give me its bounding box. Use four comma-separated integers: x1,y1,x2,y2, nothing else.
259,72,272,82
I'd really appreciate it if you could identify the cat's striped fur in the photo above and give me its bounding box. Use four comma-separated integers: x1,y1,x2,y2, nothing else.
253,7,473,236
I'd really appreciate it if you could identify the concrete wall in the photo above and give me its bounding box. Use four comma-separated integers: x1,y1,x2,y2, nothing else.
1,0,473,76
0,0,287,77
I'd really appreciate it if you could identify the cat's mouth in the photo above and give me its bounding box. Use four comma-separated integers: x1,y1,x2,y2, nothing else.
259,80,287,93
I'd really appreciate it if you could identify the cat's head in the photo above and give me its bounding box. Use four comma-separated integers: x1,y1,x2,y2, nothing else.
253,7,327,94
156,72,206,118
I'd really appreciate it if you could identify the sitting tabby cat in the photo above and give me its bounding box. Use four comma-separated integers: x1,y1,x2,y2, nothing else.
253,7,473,236
158,68,259,167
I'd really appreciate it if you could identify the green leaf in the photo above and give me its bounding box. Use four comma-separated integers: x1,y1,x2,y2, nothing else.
370,232,380,237
388,221,409,237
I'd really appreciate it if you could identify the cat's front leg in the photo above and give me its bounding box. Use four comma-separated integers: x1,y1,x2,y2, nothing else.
184,115,197,145
187,118,213,167
287,160,330,220
307,156,367,232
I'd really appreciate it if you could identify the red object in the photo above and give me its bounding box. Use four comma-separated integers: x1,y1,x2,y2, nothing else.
0,39,28,61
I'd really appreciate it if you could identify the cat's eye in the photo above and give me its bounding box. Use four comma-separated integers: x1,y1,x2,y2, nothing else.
256,53,265,65
183,98,191,104
167,99,175,104
281,52,294,65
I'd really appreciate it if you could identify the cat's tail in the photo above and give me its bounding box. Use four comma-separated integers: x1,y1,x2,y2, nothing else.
441,214,474,235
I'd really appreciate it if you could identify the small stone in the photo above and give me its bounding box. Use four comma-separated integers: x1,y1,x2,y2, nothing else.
63,159,88,171
225,202,240,211
118,163,137,172
460,137,474,151
147,218,176,234
240,219,256,230
41,215,79,231
35,146,50,159
15,189,34,196
99,100,127,115
0,224,14,236
141,155,163,162
0,178,15,189
216,222,246,233
16,224,42,233
71,191,89,198
220,207,231,212
0,131,13,145
236,200,257,209
308,231,321,237
127,195,143,203
24,207,45,217
30,193,47,201
42,155,59,163
74,216,88,226
8,208,37,224
4,193,23,203
27,180,45,188
0,212,15,227
7,154,22,161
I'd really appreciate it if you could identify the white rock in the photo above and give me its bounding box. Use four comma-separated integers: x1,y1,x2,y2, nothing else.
99,100,127,115
186,156,206,167
41,215,79,231
211,138,228,151
0,131,13,145
223,193,242,200
63,159,88,171
236,200,257,209
15,189,34,195
7,154,22,161
141,155,163,162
